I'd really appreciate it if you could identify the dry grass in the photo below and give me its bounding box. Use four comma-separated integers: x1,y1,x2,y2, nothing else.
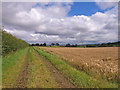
27,47,58,88
40,47,118,82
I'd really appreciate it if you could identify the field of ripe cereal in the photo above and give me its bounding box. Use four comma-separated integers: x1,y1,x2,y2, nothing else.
40,47,118,82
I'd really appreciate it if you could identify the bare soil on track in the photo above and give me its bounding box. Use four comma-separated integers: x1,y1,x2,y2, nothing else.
13,48,75,88
34,49,76,88
14,49,29,88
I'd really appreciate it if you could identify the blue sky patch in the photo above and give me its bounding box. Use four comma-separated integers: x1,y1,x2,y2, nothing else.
33,2,115,17
68,2,115,16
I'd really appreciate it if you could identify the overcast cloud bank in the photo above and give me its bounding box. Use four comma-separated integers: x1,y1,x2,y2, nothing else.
2,2,118,44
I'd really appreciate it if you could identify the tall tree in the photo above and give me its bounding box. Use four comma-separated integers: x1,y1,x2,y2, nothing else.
43,43,46,46
51,43,55,46
56,43,59,46
65,43,70,47
35,43,39,46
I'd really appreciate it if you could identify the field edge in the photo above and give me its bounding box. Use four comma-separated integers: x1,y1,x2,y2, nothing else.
34,47,118,88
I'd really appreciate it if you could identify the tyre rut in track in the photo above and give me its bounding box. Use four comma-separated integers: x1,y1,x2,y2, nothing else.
14,49,29,88
34,48,76,88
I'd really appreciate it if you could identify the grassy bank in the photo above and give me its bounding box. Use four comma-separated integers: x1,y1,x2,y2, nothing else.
35,47,118,88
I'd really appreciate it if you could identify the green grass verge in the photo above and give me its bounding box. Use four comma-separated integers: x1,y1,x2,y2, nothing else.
2,47,29,88
35,47,118,88
2,47,29,71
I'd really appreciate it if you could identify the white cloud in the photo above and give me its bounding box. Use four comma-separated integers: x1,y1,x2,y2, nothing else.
95,0,118,10
2,2,118,44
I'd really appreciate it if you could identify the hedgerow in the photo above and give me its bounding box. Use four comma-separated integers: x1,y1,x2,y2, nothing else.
2,30,29,56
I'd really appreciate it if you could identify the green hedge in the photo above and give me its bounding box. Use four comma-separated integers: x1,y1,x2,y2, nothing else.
2,30,29,56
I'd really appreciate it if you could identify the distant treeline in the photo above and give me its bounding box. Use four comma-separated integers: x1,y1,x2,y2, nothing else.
31,43,59,46
85,42,120,47
31,41,120,47
2,30,29,56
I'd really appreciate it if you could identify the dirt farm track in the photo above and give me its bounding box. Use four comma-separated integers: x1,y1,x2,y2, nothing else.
2,47,119,88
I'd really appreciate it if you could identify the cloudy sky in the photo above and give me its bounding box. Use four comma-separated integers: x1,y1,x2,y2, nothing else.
2,1,118,45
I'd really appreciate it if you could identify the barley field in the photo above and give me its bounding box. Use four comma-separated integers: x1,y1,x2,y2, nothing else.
40,47,119,82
